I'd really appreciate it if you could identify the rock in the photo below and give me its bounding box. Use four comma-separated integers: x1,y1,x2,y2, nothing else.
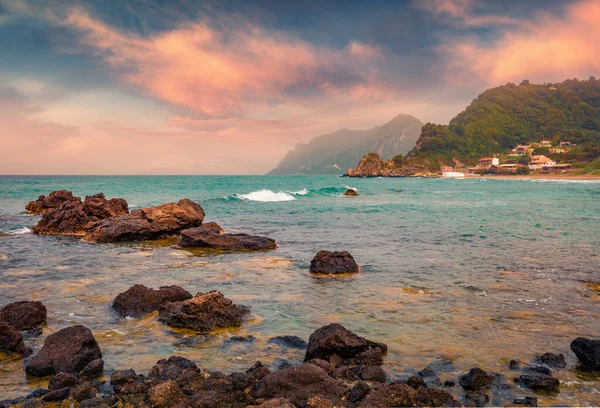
110,369,141,393
48,372,78,390
267,335,307,349
158,290,250,332
201,222,225,233
304,323,387,363
25,190,77,214
444,380,455,387
113,284,192,318
348,381,370,403
358,383,417,407
513,396,538,406
253,363,346,407
343,189,358,196
458,367,494,391
465,391,489,407
407,375,427,389
178,227,277,251
0,301,47,331
355,347,385,366
148,379,185,408
418,367,437,377
84,198,205,243
149,356,198,381
0,322,32,356
416,388,459,407
309,251,359,274
306,395,334,408
523,364,552,375
306,359,332,373
25,325,102,376
514,374,559,391
41,387,70,402
80,397,111,408
80,358,104,379
32,199,91,235
534,352,566,369
82,193,128,221
26,389,48,399
571,337,600,370
509,359,521,370
252,398,295,408
71,382,96,402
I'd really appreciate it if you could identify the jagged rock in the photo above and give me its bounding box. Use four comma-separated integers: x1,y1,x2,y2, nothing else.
348,381,370,403
304,323,387,362
84,198,205,242
148,379,185,408
201,222,225,233
25,190,77,214
416,388,459,407
465,391,489,407
309,251,359,274
252,398,295,408
113,284,192,318
343,189,358,196
25,325,102,376
80,397,111,408
48,372,78,390
149,356,198,382
458,367,494,391
82,193,128,221
407,375,427,389
178,227,277,251
0,301,47,331
110,369,142,394
359,383,417,407
509,359,521,370
533,352,566,369
0,321,32,356
80,358,104,379
158,290,250,332
267,335,307,349
253,363,347,407
71,382,96,402
571,337,600,370
41,387,70,402
515,373,559,391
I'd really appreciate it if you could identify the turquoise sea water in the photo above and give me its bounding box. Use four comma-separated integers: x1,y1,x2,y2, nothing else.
1,175,599,405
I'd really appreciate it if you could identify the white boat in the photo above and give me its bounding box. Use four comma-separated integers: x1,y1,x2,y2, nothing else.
441,170,465,178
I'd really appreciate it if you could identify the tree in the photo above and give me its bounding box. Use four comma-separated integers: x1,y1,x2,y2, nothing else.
532,147,550,155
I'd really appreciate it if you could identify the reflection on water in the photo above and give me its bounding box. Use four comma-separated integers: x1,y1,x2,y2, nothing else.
0,176,599,405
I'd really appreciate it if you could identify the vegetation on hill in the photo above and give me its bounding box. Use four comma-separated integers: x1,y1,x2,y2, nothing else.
404,77,600,172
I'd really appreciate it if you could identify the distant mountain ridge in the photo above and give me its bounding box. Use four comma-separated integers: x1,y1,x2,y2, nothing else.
269,114,423,175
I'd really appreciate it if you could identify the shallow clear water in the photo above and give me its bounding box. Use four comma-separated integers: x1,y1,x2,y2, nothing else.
0,175,599,405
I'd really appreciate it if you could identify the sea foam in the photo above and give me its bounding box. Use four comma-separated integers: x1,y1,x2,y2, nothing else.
8,227,31,235
238,189,296,202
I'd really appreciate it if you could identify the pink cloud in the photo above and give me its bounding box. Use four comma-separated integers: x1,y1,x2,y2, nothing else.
415,0,518,27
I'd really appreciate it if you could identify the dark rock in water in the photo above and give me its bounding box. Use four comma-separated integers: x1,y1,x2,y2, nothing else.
80,358,104,379
332,365,386,383
464,391,490,407
309,250,359,274
358,383,417,407
148,379,185,407
0,322,32,356
515,373,560,391
33,200,91,235
458,367,494,391
112,284,192,318
509,359,521,370
343,189,359,196
84,198,205,243
82,193,128,221
42,387,70,402
80,397,111,408
444,380,456,387
223,335,256,347
355,347,385,366
26,389,48,399
421,359,456,373
304,323,387,362
533,352,566,369
71,382,96,402
178,227,277,251
149,356,198,381
417,388,459,407
418,366,437,378
523,364,552,375
110,369,140,393
25,190,77,214
200,221,225,233
348,381,370,402
158,290,250,332
571,337,600,370
407,375,427,389
48,372,78,390
514,396,538,406
267,335,307,349
0,301,47,331
25,325,102,376
253,363,347,407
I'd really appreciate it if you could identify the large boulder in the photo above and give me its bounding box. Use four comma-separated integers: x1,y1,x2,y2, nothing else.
0,321,32,356
571,337,600,370
25,190,78,214
458,367,494,391
309,251,359,274
253,363,347,406
178,228,277,251
84,199,205,243
82,193,128,221
25,325,102,376
343,189,358,196
0,301,47,331
304,323,387,363
112,285,192,318
158,291,250,332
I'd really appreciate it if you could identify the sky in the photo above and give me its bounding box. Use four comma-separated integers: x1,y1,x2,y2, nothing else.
1,0,599,175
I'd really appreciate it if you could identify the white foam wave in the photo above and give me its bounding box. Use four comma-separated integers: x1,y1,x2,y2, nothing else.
8,227,31,235
527,178,600,184
289,188,308,195
238,189,296,202
344,186,358,191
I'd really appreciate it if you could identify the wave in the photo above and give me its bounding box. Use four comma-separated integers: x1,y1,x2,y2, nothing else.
7,227,31,235
237,189,296,202
289,188,308,195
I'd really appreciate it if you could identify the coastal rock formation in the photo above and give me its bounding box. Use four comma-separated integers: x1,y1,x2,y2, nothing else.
32,191,129,235
571,337,600,370
345,152,424,177
200,221,225,233
112,285,192,318
309,251,359,274
0,300,47,331
0,322,32,356
158,290,250,332
178,227,277,251
304,323,387,363
25,190,77,214
514,373,560,391
84,198,205,243
25,325,102,376
343,189,358,196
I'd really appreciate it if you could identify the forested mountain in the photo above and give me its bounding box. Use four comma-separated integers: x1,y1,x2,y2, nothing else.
269,114,423,175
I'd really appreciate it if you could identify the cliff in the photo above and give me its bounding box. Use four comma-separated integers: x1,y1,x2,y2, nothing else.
345,153,436,178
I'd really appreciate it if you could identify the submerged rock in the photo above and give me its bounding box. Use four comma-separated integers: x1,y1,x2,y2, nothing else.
112,284,192,318
304,323,387,363
309,251,359,274
158,290,250,332
514,373,559,391
178,227,277,251
267,335,308,349
458,367,494,391
25,325,102,376
343,189,358,196
0,300,47,331
513,396,538,407
571,337,600,370
533,352,566,369
84,198,205,243
0,321,32,356
25,190,77,214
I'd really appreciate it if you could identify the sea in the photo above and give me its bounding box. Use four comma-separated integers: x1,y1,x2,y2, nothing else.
0,175,599,405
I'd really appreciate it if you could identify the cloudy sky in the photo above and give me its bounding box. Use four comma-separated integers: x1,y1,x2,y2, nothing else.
1,0,598,174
